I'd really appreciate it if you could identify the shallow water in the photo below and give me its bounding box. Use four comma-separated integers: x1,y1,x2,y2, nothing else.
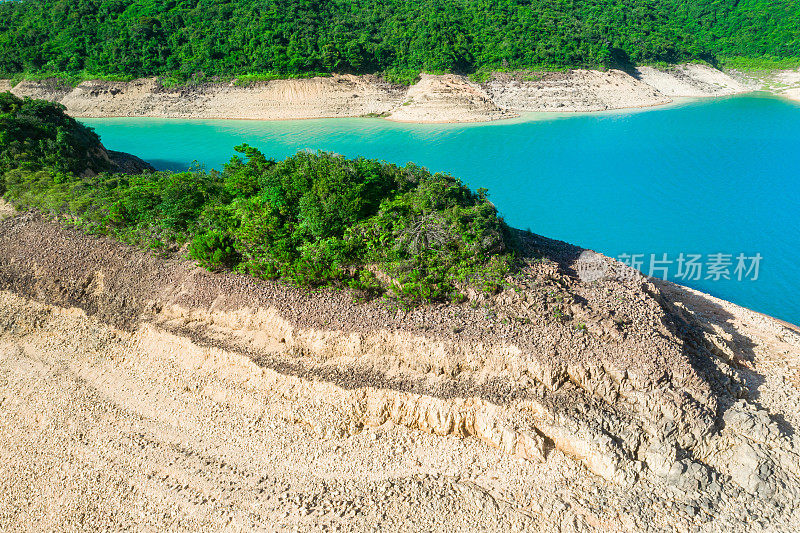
84,94,800,323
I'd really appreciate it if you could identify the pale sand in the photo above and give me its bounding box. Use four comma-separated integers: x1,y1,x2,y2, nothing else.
485,68,671,112
769,69,800,102
386,73,516,123
634,63,748,97
727,68,800,103
784,88,800,102
13,75,405,120
2,64,759,124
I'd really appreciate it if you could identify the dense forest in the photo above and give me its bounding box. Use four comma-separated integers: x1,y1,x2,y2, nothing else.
1,92,513,302
0,0,797,82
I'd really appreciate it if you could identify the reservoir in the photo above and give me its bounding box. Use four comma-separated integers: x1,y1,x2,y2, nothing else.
84,93,800,324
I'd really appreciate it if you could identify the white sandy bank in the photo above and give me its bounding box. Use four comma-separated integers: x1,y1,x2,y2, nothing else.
3,64,753,123
730,68,800,103
386,74,515,123
485,68,671,112
634,63,748,97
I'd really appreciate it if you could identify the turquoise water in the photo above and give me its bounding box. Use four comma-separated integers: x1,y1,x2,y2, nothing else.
84,94,800,324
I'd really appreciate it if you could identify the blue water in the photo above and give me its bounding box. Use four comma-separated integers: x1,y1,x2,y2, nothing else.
84,94,800,324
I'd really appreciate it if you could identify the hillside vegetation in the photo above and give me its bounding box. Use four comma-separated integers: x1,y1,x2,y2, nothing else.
0,0,797,83
0,91,110,174
0,93,512,303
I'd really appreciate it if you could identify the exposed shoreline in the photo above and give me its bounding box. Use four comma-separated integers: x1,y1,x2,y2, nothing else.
728,68,800,104
0,63,772,124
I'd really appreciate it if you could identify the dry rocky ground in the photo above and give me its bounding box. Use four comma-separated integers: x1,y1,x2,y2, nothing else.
0,207,799,531
2,63,757,123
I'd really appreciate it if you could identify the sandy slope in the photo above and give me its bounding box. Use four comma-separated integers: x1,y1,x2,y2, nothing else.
386,74,515,123
12,75,406,120
775,70,800,102
1,212,800,531
485,69,670,112
634,64,748,97
785,88,800,102
3,64,753,123
730,68,800,103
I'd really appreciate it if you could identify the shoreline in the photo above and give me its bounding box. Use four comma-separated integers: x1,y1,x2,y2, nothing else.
655,277,800,336
728,68,800,104
51,93,745,126
1,64,759,124
57,93,792,125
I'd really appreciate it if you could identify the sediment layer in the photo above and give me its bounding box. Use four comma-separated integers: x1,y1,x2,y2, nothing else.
1,209,799,531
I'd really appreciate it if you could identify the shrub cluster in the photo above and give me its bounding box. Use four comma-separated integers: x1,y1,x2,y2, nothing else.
0,96,513,303
0,92,109,178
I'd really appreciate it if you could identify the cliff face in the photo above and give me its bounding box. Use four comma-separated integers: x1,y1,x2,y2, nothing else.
4,64,750,124
1,211,798,531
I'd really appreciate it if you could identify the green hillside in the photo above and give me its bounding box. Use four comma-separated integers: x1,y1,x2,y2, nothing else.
1,93,513,303
0,91,110,174
0,0,798,82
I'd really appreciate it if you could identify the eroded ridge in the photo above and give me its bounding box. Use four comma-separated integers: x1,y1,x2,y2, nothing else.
1,213,799,531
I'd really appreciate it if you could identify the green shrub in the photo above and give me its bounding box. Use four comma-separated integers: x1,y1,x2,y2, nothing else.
0,91,109,175
382,69,421,86
189,230,240,270
0,97,518,304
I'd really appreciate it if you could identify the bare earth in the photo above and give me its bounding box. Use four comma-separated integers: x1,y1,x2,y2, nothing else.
729,68,800,103
1,209,799,531
4,64,753,124
485,69,671,112
386,74,515,123
633,64,748,97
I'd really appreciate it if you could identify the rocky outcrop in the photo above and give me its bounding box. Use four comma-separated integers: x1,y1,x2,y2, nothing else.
106,149,156,174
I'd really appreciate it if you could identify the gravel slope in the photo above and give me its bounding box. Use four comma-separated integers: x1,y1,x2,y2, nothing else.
1,212,799,531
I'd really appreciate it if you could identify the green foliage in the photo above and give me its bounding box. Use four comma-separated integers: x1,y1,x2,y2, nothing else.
718,56,800,71
0,91,108,176
467,70,492,84
208,147,512,302
189,230,240,269
382,69,421,86
0,0,797,82
0,97,515,303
